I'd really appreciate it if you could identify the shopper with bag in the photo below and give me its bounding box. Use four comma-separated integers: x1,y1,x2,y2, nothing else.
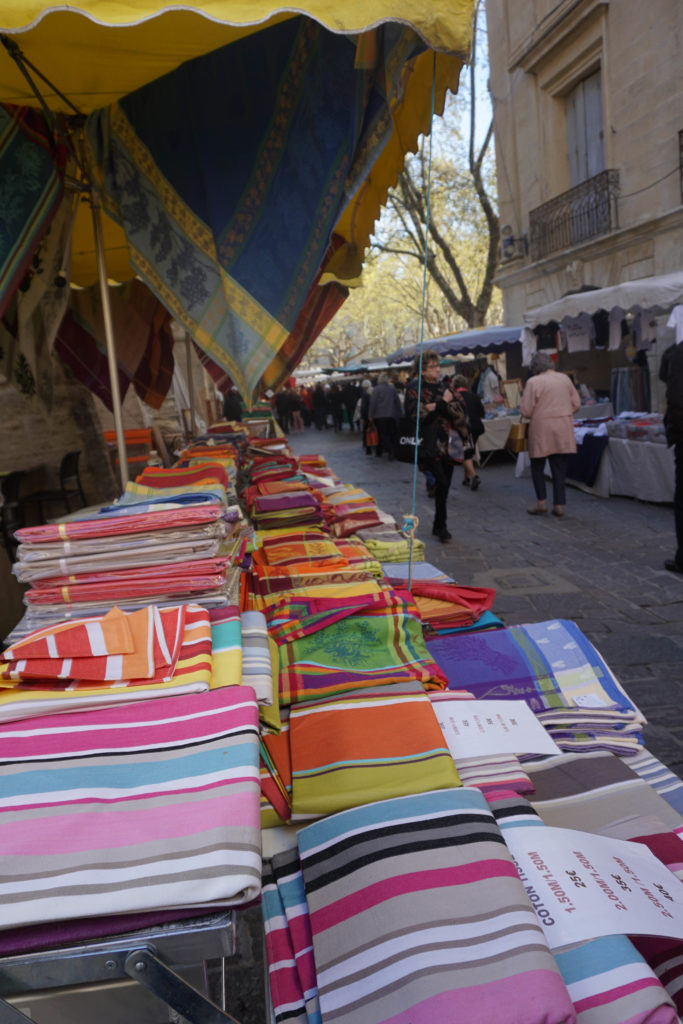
453,374,485,490
520,351,580,517
404,352,470,543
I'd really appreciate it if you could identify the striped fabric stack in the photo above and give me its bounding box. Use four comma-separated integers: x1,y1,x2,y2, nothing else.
246,530,383,605
425,619,646,755
0,686,262,936
265,788,578,1024
0,603,222,724
10,504,241,638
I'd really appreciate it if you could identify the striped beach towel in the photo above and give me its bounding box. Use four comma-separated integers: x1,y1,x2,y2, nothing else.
3,605,135,660
2,605,185,682
0,686,261,929
0,604,212,724
296,787,575,1024
288,682,460,819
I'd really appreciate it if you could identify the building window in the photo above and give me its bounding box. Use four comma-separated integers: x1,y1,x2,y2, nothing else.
566,70,605,188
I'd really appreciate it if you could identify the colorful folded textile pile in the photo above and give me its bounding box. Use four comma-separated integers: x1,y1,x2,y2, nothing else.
246,531,381,603
315,486,393,538
0,603,216,723
625,749,683,817
261,681,460,823
0,686,261,930
113,481,230,506
427,619,645,754
523,750,683,835
134,462,231,493
354,523,425,562
11,504,237,627
267,587,448,705
488,792,678,1024
263,788,576,1024
249,490,326,530
248,453,301,486
386,578,496,633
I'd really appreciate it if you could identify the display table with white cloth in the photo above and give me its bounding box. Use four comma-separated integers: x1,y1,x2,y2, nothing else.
608,437,675,502
516,437,674,502
478,403,614,464
478,414,518,457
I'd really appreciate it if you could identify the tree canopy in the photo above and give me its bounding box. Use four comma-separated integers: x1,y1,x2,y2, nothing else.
305,1,501,369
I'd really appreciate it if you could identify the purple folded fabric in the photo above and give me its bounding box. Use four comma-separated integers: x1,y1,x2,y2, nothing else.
254,493,319,513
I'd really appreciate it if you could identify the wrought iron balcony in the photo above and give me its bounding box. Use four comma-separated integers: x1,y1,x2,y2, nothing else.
529,169,620,260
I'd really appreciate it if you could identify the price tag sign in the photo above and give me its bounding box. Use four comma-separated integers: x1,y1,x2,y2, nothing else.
432,699,560,757
505,826,683,949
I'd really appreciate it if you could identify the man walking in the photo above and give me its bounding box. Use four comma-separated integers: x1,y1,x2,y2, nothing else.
368,373,402,459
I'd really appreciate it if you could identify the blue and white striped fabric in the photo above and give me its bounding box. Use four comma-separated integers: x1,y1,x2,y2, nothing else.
241,611,275,705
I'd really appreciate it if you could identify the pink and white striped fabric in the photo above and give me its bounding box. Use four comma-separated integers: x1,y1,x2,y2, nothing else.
296,787,575,1024
0,687,262,929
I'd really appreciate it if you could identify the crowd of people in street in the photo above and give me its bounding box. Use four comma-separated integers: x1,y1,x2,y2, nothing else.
254,363,494,544
218,341,683,570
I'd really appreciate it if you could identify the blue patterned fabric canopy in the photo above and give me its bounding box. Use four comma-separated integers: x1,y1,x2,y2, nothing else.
84,19,425,400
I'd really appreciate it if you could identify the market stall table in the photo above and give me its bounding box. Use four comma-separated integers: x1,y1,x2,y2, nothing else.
516,437,674,502
477,402,614,466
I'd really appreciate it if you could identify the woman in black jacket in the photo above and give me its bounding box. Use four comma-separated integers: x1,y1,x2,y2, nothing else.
404,353,470,543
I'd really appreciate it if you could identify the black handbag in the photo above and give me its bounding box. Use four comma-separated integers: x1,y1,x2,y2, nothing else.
396,417,422,463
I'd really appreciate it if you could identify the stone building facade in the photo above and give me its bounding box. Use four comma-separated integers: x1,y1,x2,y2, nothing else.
486,0,683,406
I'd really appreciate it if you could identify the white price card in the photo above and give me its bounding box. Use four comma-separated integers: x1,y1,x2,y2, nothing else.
505,826,683,949
432,699,561,757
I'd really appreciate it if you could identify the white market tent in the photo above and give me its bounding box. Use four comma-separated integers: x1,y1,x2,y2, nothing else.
524,271,683,328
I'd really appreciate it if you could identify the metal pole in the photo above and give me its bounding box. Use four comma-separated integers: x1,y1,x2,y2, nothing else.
90,188,129,487
185,333,197,438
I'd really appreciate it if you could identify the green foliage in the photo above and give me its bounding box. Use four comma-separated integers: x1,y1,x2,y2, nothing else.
308,2,501,367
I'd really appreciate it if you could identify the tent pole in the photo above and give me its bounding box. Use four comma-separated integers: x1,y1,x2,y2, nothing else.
90,188,129,487
185,333,197,438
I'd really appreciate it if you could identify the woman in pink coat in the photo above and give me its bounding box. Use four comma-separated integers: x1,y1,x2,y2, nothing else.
520,351,581,517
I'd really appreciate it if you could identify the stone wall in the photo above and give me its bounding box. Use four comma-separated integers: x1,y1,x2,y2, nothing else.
1,355,118,507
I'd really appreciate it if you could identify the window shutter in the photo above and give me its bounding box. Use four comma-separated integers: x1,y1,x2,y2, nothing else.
566,71,604,186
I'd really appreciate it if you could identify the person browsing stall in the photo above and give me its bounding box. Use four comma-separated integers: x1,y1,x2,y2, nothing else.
520,352,580,518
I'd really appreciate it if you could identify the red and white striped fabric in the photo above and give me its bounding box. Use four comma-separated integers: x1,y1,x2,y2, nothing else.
2,606,185,682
